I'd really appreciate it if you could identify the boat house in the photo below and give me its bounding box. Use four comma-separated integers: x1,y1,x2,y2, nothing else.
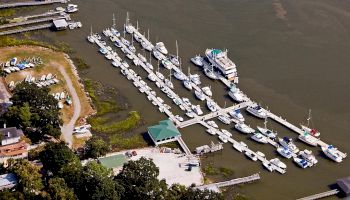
53,19,68,30
337,177,350,196
148,120,181,145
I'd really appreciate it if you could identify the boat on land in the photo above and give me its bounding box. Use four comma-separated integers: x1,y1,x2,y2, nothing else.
246,105,267,119
322,145,343,163
235,123,255,134
191,55,203,67
298,150,318,165
277,146,293,159
201,86,212,97
207,121,218,129
251,133,268,144
195,90,206,101
300,109,321,137
205,48,237,81
278,137,299,154
298,133,318,146
229,109,245,122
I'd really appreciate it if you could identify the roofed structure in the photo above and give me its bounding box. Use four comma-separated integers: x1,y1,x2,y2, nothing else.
53,19,68,30
148,119,181,145
337,176,350,196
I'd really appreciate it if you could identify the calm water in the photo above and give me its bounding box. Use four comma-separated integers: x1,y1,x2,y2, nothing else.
24,0,350,199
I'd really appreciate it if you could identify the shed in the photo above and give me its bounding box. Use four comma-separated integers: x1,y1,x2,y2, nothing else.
148,119,181,145
337,176,350,196
53,19,68,30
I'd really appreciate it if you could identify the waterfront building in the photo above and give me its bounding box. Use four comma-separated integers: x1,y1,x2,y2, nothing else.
148,120,181,145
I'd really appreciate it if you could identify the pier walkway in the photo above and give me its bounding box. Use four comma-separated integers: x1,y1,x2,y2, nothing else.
177,137,192,155
0,15,69,30
0,23,52,36
297,189,339,200
0,0,67,9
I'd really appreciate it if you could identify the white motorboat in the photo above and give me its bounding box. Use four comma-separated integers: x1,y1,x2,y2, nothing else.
146,62,153,70
175,115,184,122
251,133,268,144
257,126,277,139
66,4,78,13
277,146,293,159
161,59,173,69
233,143,243,152
221,129,232,137
204,67,219,80
105,53,113,60
246,105,267,119
129,45,136,53
137,53,147,63
191,55,203,66
234,123,255,134
278,137,299,154
183,80,192,90
126,53,134,60
182,98,191,107
298,150,318,165
121,61,129,68
201,86,212,97
218,115,231,125
228,87,244,102
189,74,201,85
206,128,216,135
103,28,111,37
99,48,108,54
298,133,318,146
263,162,275,172
270,158,287,170
148,73,157,82
191,105,203,115
110,27,121,37
133,33,142,43
229,109,245,122
195,90,206,101
245,151,258,161
173,71,186,81
207,120,218,129
293,157,308,169
173,98,183,106
112,60,121,67
87,35,95,43
125,23,135,34
156,71,164,80
155,42,168,55
321,145,343,163
218,135,228,143
186,111,195,118
206,100,218,112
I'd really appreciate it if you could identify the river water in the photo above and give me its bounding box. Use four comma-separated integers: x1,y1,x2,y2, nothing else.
25,0,350,199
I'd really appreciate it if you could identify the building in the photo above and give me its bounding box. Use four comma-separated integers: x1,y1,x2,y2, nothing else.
148,120,181,145
0,127,28,159
337,176,350,196
0,173,17,190
53,19,68,30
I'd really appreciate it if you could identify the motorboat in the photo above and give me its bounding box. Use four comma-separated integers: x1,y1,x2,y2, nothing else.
153,50,164,61
234,123,255,134
186,111,195,118
66,4,78,13
175,115,184,122
126,53,134,60
229,109,245,122
221,129,232,137
121,61,129,68
173,98,183,106
293,157,308,169
133,33,142,43
207,120,218,129
191,105,203,115
206,128,216,135
278,137,299,154
218,115,231,125
155,42,168,55
277,146,293,159
189,74,201,85
195,90,206,101
251,133,268,144
110,27,121,37
246,105,267,119
228,87,244,102
105,53,113,60
218,135,228,143
201,86,212,97
245,151,258,161
191,55,203,67
204,67,218,80
298,150,318,165
146,62,153,70
112,60,121,67
263,162,275,172
182,98,191,107
270,158,287,170
87,35,95,43
161,59,173,69
206,100,218,112
99,48,108,55
183,79,192,90
173,71,186,81
169,55,180,66
298,133,318,146
148,73,157,82
321,145,343,163
257,126,277,139
141,41,152,51
233,143,243,152
103,28,111,37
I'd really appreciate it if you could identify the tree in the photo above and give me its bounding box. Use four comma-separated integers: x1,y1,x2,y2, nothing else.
177,187,224,200
0,189,24,200
8,159,44,197
84,136,110,158
46,177,75,200
115,157,168,199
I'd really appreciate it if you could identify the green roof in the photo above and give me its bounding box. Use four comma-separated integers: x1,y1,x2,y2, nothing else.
98,154,127,169
211,49,222,56
148,119,180,141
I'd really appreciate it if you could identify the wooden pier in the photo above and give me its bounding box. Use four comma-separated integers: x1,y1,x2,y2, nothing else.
0,23,53,36
0,0,67,9
297,189,339,200
0,15,69,30
177,137,192,155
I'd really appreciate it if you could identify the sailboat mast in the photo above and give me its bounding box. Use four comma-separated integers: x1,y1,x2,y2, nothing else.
136,20,139,30
176,40,178,59
147,29,150,41
112,13,116,28
264,118,267,129
307,109,312,127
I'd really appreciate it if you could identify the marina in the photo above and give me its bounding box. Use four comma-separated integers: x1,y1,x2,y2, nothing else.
0,0,67,9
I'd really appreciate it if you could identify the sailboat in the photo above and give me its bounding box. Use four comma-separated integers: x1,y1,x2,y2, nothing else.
173,59,186,81
129,35,136,53
169,40,180,66
183,67,192,90
110,13,120,37
145,51,153,69
300,109,321,137
155,60,164,80
125,12,135,34
165,70,174,89
257,118,277,139
87,26,95,43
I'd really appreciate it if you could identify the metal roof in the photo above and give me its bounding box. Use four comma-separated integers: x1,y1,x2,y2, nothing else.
337,177,350,195
148,120,180,141
53,19,68,28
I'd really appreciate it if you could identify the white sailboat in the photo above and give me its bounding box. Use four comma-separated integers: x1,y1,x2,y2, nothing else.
125,12,135,34
298,132,318,146
169,40,180,66
87,26,95,43
195,90,206,101
300,109,321,137
256,118,277,139
155,60,164,80
251,133,268,144
183,68,193,90
191,55,203,66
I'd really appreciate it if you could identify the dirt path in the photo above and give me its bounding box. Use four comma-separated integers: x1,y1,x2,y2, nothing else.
0,77,11,102
57,65,81,147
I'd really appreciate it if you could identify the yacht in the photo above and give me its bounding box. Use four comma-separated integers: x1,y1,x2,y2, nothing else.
229,109,245,122
204,67,219,80
257,126,277,139
205,49,237,81
218,115,231,125
153,50,164,61
148,73,157,82
121,38,130,46
169,55,180,66
234,123,255,134
207,120,218,129
206,100,218,112
195,90,206,101
191,105,203,115
201,86,212,97
251,133,268,144
161,59,173,69
155,42,168,55
173,71,186,81
298,133,318,146
221,129,232,137
245,151,258,161
270,158,287,170
228,87,244,102
189,74,201,85
278,137,299,154
293,157,308,169
137,53,147,63
246,105,267,119
298,150,318,165
218,135,228,143
277,146,293,159
263,162,275,172
156,71,164,80
206,128,216,135
191,55,203,67
321,145,343,163
183,79,192,90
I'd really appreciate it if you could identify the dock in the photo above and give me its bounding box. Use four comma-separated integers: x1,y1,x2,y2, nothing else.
0,14,69,30
0,23,53,36
297,189,339,200
177,137,192,155
0,0,67,9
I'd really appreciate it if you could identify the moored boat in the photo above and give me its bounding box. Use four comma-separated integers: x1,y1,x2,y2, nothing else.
195,90,206,101
321,145,343,163
278,137,299,154
191,55,203,67
246,105,267,119
298,133,318,146
277,146,293,159
234,123,255,134
229,109,245,122
251,133,268,144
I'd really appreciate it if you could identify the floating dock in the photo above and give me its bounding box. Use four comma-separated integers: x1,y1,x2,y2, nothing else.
296,189,339,200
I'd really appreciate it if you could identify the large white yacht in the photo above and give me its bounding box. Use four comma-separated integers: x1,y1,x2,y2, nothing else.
205,48,237,81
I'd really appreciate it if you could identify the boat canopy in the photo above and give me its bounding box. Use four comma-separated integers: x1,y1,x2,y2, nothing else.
211,49,223,57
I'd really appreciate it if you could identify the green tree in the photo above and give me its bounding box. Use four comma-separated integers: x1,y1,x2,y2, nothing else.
178,187,224,200
115,157,168,199
84,136,110,158
0,189,24,200
8,159,44,197
47,177,75,200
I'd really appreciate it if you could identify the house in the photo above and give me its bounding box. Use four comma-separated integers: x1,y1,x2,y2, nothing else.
337,176,350,196
0,173,17,190
147,119,181,145
0,126,28,159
